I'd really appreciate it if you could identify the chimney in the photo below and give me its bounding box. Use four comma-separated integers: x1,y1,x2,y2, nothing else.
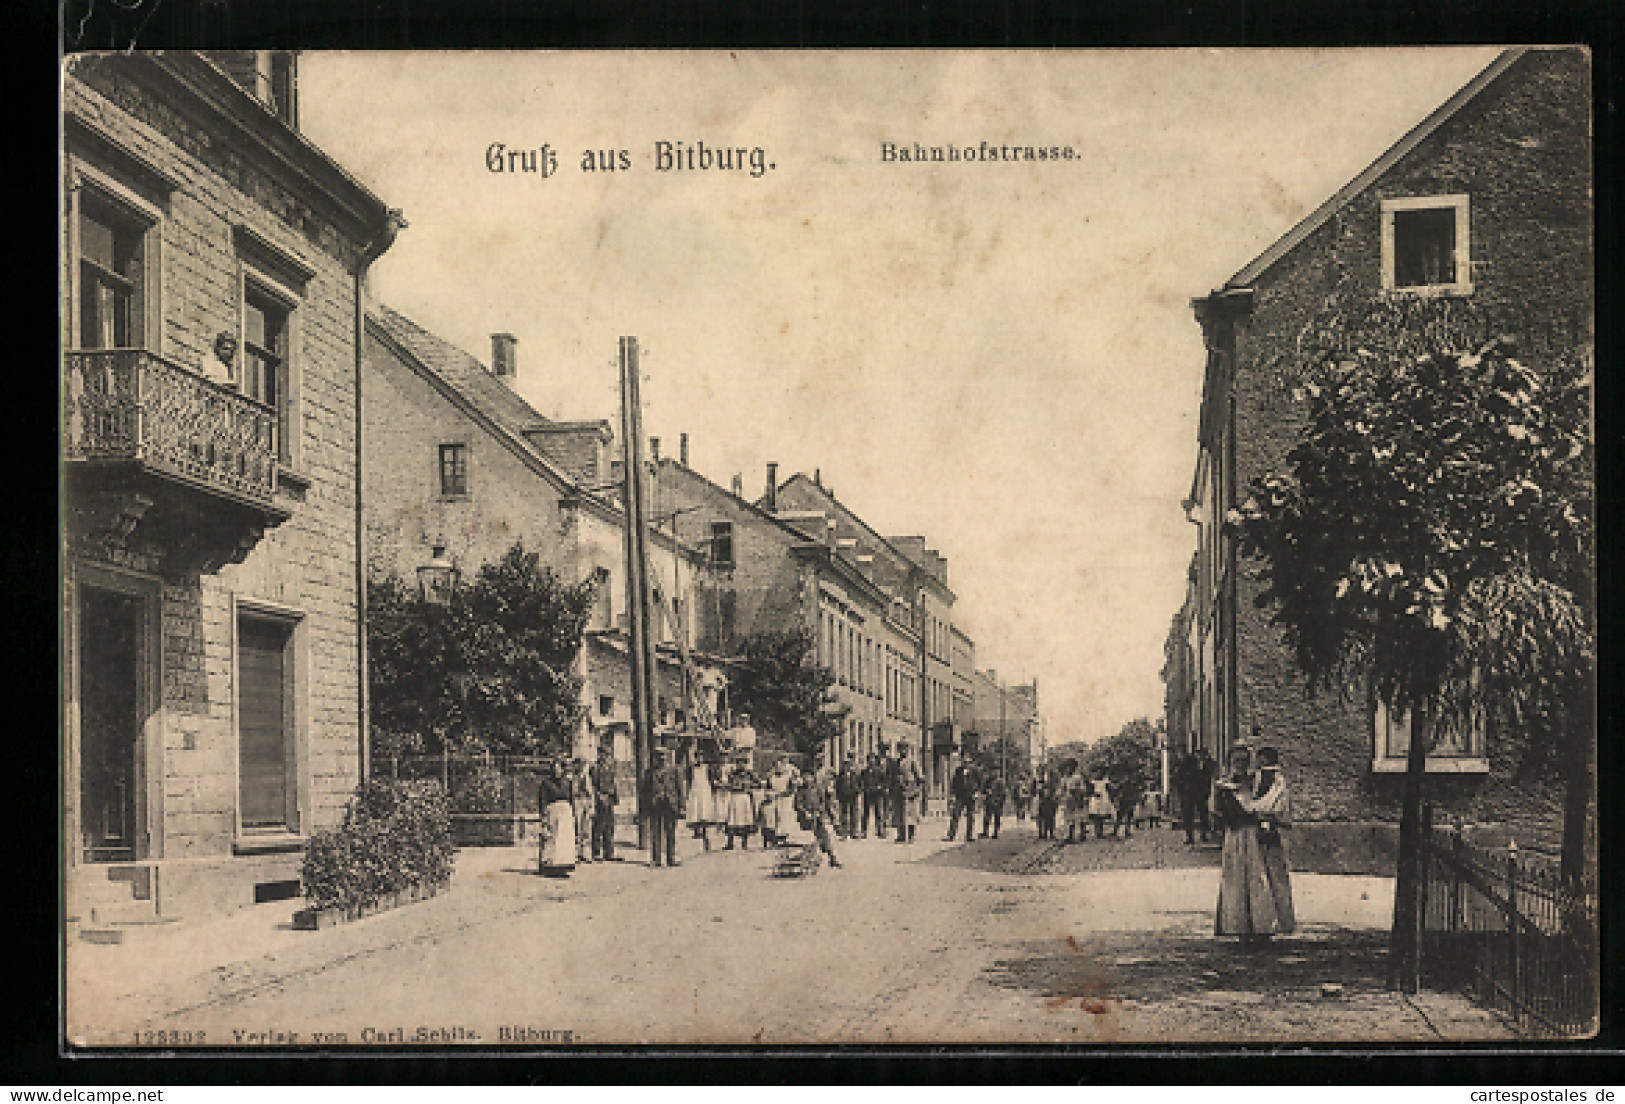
814,468,822,488
491,333,518,382
731,473,744,498
765,462,779,511
650,437,661,462
679,433,689,467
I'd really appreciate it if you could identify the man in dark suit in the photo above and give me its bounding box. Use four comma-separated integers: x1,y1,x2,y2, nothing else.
945,760,976,841
1178,750,1214,844
646,747,683,868
590,744,620,861
836,754,861,838
862,752,887,838
980,770,1007,840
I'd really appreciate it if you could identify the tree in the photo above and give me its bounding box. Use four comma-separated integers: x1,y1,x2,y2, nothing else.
1237,294,1593,989
977,736,1029,782
367,541,599,760
726,626,843,759
1081,717,1160,800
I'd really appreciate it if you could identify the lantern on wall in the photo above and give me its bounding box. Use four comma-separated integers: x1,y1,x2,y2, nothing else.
418,543,460,605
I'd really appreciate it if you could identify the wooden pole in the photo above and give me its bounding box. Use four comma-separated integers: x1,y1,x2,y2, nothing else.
620,337,657,850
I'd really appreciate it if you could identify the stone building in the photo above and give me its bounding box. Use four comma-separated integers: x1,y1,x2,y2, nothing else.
773,474,963,795
362,307,714,778
652,458,920,769
1181,47,1590,871
970,671,1040,770
63,52,401,925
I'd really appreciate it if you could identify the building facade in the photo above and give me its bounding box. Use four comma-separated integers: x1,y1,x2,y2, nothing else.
63,52,399,923
1181,48,1590,871
362,307,712,775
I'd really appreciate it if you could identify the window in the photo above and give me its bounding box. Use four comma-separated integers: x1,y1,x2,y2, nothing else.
598,695,614,718
1381,195,1471,295
78,190,150,350
439,443,469,497
1372,696,1488,773
243,284,292,462
711,521,734,569
238,613,297,831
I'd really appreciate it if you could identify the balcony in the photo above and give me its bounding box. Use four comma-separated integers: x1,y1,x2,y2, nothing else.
64,349,291,571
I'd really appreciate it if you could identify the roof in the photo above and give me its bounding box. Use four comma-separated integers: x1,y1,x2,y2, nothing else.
371,303,554,441
776,472,954,600
1218,48,1526,292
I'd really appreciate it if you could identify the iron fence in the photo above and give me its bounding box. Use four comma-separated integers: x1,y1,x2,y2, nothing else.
1420,810,1598,1037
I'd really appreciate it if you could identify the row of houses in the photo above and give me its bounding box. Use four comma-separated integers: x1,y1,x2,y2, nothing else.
1163,47,1591,872
61,51,1039,927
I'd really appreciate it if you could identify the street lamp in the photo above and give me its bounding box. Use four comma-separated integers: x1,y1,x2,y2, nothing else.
418,543,460,605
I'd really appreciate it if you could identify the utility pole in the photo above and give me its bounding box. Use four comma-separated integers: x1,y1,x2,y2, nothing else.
619,336,658,850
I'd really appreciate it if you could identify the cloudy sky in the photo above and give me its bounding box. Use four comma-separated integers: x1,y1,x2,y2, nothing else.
299,48,1502,748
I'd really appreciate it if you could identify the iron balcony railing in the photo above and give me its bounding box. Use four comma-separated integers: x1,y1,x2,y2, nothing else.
64,348,280,510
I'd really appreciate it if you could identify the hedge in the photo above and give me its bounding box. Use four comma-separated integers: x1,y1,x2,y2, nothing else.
301,777,455,911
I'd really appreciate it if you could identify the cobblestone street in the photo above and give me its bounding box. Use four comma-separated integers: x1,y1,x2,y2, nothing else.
68,820,1512,1047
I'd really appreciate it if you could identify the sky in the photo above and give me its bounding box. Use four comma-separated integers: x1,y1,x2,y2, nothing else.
298,48,1503,748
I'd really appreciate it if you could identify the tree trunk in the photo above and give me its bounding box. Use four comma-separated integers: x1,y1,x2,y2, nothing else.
1386,721,1430,992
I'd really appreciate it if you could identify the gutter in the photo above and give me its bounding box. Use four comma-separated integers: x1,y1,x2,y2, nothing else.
354,209,406,784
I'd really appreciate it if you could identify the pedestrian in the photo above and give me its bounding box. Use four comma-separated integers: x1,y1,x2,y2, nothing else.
896,747,924,844
570,756,595,864
1034,766,1056,839
1012,774,1031,822
723,753,758,849
794,755,843,868
1061,760,1087,844
945,759,975,841
686,750,719,852
1112,774,1142,839
760,757,796,848
590,744,619,861
836,754,861,838
1087,774,1112,839
1193,750,1216,842
645,747,683,868
1177,750,1213,844
980,770,1006,840
1214,740,1295,942
860,753,885,838
537,758,577,878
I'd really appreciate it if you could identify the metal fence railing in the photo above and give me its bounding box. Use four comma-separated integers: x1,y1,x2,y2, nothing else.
1420,809,1598,1038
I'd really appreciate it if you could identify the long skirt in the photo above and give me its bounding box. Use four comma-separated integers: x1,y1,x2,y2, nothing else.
1215,826,1295,936
726,790,757,832
774,792,796,833
686,768,719,824
899,791,921,828
539,800,577,876
758,790,784,835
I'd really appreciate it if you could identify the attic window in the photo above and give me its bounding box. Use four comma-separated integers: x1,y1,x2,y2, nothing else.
1381,195,1471,295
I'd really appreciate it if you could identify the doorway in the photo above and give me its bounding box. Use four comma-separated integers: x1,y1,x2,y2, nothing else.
79,585,145,862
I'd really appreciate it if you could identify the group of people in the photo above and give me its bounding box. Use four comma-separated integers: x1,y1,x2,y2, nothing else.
1023,761,1155,843
1213,734,1295,941
535,742,938,876
944,761,1035,841
686,744,932,860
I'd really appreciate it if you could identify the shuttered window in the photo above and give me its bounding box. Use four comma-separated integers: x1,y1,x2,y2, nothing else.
238,615,294,830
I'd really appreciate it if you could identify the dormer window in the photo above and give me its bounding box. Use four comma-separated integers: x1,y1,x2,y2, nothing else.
1381,195,1472,296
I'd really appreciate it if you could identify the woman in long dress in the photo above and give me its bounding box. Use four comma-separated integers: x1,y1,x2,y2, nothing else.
1061,761,1086,843
760,759,796,847
537,758,577,878
723,758,758,849
897,753,924,843
686,754,719,851
1087,776,1112,839
1214,743,1296,940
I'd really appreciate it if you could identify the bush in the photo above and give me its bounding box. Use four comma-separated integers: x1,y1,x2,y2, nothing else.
301,777,455,911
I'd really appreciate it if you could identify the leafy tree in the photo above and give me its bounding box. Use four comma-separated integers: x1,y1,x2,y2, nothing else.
367,542,599,761
976,736,1030,783
1237,295,1593,989
1081,717,1160,801
726,627,842,759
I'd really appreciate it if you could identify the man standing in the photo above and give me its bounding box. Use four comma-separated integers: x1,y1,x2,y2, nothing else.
1179,750,1214,844
646,747,683,868
945,759,975,841
570,757,595,864
980,769,1007,840
590,744,620,861
866,750,890,838
836,754,861,839
794,757,843,868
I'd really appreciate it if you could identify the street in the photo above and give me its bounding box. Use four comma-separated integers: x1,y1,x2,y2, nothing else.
67,819,1512,1047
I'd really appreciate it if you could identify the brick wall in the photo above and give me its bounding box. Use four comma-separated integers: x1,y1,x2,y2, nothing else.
1225,48,1588,851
